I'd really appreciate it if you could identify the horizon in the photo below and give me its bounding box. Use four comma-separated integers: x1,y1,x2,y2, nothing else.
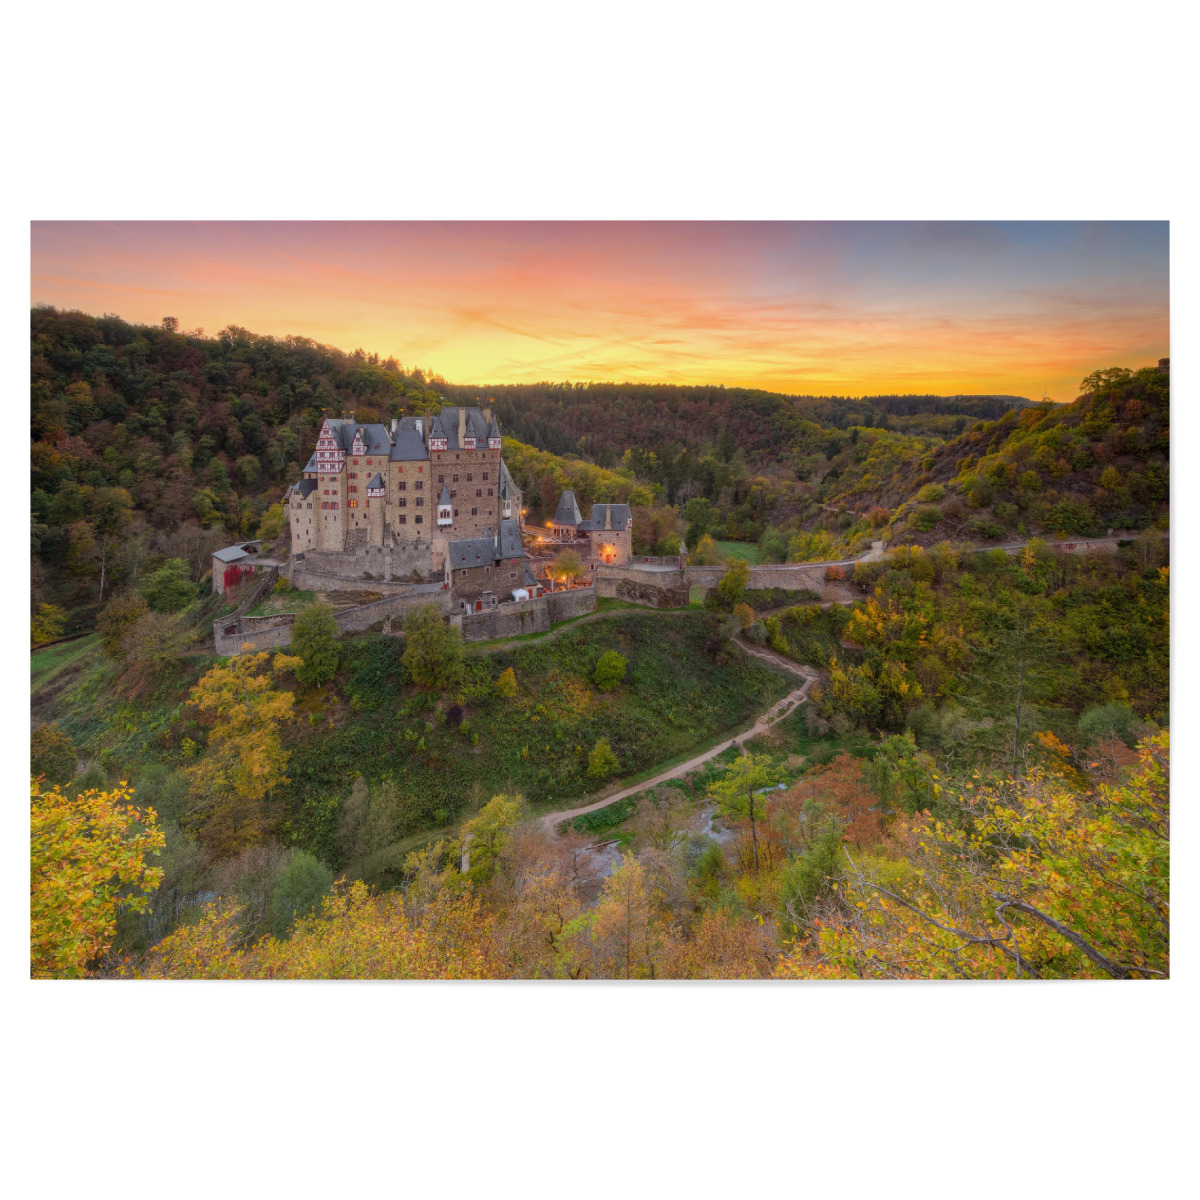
30,221,1168,402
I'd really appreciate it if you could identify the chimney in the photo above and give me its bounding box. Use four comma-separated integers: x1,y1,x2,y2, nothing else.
482,406,492,425
458,407,466,447
604,506,612,530
390,418,398,436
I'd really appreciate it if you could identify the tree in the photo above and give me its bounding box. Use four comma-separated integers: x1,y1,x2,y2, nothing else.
689,534,720,565
96,592,150,660
31,722,76,785
732,602,755,630
258,502,285,544
401,603,463,692
31,778,165,978
716,557,749,608
550,548,585,586
568,854,663,979
495,666,518,699
269,851,335,938
780,734,1169,980
1078,701,1138,770
31,603,65,646
461,794,525,884
291,602,340,686
186,648,303,855
682,496,715,546
593,650,627,691
87,487,135,602
587,738,620,780
140,557,196,613
706,753,781,874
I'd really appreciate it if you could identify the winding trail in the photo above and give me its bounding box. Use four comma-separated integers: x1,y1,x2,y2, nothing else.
539,641,818,832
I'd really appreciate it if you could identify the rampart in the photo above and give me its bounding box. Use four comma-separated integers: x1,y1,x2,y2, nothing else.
460,586,597,643
289,541,440,590
595,564,689,608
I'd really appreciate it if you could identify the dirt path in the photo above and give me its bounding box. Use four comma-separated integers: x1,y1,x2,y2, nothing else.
539,640,818,831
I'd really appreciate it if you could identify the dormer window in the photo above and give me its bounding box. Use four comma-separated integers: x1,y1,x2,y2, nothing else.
463,437,476,450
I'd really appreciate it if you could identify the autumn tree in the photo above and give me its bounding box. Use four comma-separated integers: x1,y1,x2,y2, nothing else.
593,650,627,691
257,502,286,544
689,534,720,566
291,602,340,686
716,557,750,608
31,722,77,785
401,603,463,692
707,753,782,874
779,733,1170,980
461,793,525,885
587,737,620,780
31,603,65,646
31,778,165,978
186,648,303,855
565,854,663,979
732,601,755,630
97,592,150,660
495,666,518,699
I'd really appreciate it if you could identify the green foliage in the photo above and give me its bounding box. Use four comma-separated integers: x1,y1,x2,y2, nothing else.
587,738,620,780
716,557,750,608
570,794,639,835
140,558,196,613
1078,702,1137,750
291,602,340,686
402,603,464,692
31,603,66,646
593,650,628,691
916,483,946,503
778,821,844,935
258,502,285,543
495,666,518,698
269,851,335,938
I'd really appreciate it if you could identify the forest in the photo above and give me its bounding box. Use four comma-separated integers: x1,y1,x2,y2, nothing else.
29,307,1170,981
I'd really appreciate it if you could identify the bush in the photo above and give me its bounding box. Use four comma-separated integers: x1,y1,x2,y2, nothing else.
31,723,76,786
916,483,946,503
594,650,627,691
587,738,620,781
912,505,943,532
268,851,335,938
140,558,196,613
402,603,463,692
97,592,150,660
31,603,66,646
495,666,518,698
733,602,755,630
994,501,1019,525
716,558,750,608
967,517,1006,540
824,564,845,581
292,602,340,686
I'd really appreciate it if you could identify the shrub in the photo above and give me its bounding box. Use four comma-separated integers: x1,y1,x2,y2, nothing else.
733,602,755,630
916,483,946,503
716,558,750,607
444,704,464,727
269,851,335,938
140,558,196,613
292,602,340,686
994,501,1019,525
941,498,965,519
31,723,77,786
594,650,628,691
824,564,846,582
97,592,150,660
967,517,1006,540
402,603,464,692
31,603,66,646
587,738,620,781
912,505,943,532
495,666,518,698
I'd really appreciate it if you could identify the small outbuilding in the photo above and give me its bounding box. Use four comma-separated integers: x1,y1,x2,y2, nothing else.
211,540,264,594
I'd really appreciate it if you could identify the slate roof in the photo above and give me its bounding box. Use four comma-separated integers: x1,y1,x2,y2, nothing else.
578,503,632,532
448,533,501,570
497,518,526,559
488,413,501,441
437,406,493,451
438,484,451,505
428,413,450,445
213,543,260,563
552,490,583,526
499,458,518,500
389,427,429,461
354,424,393,456
294,479,317,498
366,473,385,489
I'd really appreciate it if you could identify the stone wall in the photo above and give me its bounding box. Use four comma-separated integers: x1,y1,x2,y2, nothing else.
461,596,551,642
289,540,439,590
594,564,688,607
214,588,453,654
545,586,597,622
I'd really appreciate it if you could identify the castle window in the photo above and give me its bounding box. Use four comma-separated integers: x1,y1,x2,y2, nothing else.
350,472,357,479
415,481,423,491
487,488,493,497
416,498,424,507
399,498,406,508
450,489,457,498
415,515,423,524
511,573,517,580
452,474,459,483
471,507,478,516
349,499,359,508
476,489,482,497
398,481,406,491
454,509,459,517
466,473,472,482
352,459,358,465
438,474,445,483
482,472,489,481
399,515,406,525
418,466,423,472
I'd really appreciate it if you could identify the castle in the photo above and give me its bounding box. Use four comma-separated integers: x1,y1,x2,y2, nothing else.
286,406,524,578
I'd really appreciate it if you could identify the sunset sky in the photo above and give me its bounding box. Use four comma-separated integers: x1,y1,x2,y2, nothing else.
30,221,1168,401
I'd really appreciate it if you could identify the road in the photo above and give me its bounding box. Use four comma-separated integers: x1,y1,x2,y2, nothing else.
538,641,817,831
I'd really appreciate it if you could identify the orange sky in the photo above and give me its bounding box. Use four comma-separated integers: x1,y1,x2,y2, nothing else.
30,221,1169,401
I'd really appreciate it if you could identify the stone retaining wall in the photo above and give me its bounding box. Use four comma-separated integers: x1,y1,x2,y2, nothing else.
461,597,552,642
545,586,598,623
289,541,439,589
